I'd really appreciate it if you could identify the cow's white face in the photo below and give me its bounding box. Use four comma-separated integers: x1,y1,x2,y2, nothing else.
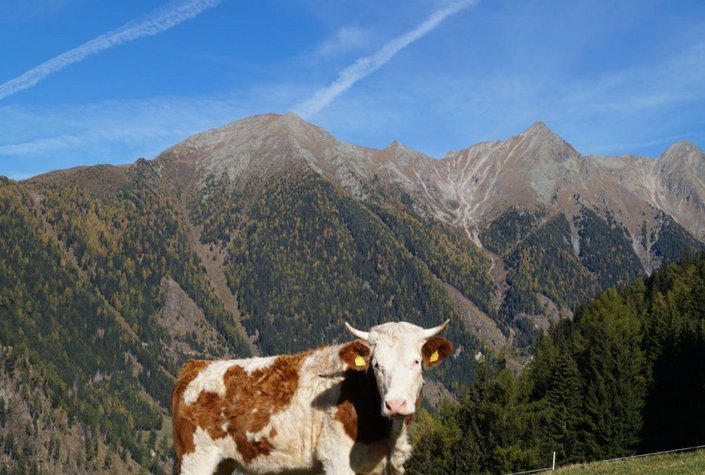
344,321,453,418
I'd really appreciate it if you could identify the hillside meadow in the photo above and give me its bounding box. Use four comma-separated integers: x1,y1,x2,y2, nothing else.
554,448,705,474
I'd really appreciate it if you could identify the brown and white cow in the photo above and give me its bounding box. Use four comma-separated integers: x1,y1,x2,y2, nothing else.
171,320,453,474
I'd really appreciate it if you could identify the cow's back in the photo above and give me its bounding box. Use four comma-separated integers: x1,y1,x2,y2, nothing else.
171,352,323,473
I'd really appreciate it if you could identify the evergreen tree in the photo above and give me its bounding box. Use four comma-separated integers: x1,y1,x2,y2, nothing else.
544,352,582,463
572,289,646,459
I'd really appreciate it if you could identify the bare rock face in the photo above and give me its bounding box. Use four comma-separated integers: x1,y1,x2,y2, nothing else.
158,277,231,359
654,141,705,237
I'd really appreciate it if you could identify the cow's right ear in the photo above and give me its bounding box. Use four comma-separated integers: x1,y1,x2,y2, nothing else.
339,340,372,371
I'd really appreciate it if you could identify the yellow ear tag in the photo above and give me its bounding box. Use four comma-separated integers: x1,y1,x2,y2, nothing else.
354,355,366,367
429,350,440,363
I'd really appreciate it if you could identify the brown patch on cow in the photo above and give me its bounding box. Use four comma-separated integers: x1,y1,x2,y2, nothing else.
422,336,453,368
335,369,392,444
237,435,275,464
269,427,278,439
336,397,358,440
172,351,312,468
339,340,371,371
172,359,210,471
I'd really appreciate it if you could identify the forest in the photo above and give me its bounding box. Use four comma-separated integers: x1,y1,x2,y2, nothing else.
0,168,251,473
409,251,705,474
197,170,491,392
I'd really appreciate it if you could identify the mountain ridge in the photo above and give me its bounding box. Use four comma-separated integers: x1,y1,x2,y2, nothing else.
20,113,705,263
20,113,705,271
139,113,705,325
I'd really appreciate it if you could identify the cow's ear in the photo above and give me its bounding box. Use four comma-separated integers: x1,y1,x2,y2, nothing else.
422,337,453,368
339,340,371,371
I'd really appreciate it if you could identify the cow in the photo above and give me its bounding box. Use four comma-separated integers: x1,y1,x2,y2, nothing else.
171,320,454,475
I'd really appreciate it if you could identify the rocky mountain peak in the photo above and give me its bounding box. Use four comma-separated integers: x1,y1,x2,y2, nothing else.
659,141,704,166
387,139,403,149
514,121,581,163
156,113,346,190
653,141,705,230
385,139,428,165
663,139,701,154
257,112,332,144
524,120,551,135
657,140,705,180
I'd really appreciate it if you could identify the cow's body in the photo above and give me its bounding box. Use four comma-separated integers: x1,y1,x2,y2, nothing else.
172,321,453,475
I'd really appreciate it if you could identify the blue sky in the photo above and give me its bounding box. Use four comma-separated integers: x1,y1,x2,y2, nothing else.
1,0,704,180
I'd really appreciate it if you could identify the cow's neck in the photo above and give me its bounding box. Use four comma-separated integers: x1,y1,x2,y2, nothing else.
388,416,412,474
336,369,393,443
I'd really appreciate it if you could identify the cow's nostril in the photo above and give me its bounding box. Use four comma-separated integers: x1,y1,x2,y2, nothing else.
385,399,407,416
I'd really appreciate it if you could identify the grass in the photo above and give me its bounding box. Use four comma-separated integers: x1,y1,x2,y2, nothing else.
552,448,705,474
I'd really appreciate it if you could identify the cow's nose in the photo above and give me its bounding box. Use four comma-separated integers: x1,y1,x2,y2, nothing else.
384,399,408,416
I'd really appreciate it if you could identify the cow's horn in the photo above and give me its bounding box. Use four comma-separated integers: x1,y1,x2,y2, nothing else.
421,320,450,339
344,322,370,341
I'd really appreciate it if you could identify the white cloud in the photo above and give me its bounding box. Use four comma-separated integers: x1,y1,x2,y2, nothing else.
293,0,477,119
311,26,372,59
0,0,222,101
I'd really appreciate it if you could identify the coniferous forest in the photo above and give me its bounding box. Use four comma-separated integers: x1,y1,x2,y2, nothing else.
409,252,705,474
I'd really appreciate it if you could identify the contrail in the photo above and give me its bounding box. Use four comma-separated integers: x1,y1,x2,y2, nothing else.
293,0,477,119
0,0,222,101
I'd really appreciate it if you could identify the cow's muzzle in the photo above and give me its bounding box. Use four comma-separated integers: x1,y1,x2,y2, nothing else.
383,399,414,417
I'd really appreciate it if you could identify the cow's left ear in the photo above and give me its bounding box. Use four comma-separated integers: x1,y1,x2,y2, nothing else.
339,340,372,371
422,337,453,368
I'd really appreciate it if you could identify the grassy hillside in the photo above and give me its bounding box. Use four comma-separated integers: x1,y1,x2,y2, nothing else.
555,448,705,474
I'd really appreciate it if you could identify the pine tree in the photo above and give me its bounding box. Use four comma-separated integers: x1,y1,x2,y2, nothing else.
544,352,582,463
572,289,646,460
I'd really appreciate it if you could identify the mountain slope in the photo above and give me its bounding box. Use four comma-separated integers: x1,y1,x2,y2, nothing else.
1,114,704,473
1,163,253,473
165,114,705,319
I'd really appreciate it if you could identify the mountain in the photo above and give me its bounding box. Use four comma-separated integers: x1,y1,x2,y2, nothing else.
162,113,705,330
0,113,703,473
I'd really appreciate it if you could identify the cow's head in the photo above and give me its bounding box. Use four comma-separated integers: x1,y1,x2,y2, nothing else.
342,320,453,418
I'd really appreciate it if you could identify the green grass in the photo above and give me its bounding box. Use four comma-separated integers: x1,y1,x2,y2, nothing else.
553,448,705,474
